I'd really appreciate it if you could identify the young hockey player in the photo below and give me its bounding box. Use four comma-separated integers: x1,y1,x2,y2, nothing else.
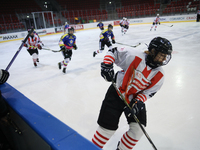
64,22,70,34
150,14,160,31
93,24,115,57
97,21,104,30
120,17,126,34
92,37,173,150
120,17,129,35
58,27,77,73
24,29,42,67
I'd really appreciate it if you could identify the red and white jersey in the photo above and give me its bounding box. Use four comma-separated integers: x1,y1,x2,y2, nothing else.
120,20,129,26
125,20,130,26
153,17,160,23
25,34,41,50
103,47,164,103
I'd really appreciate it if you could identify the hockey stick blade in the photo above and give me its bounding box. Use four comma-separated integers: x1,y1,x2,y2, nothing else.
6,28,34,71
161,24,173,27
132,43,141,48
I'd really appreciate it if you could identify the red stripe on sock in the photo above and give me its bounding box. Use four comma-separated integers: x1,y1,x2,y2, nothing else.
126,132,138,142
123,134,136,146
121,138,132,149
92,138,103,148
96,131,109,140
94,134,106,145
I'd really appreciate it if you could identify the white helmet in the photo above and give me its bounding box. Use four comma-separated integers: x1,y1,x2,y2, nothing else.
157,14,159,16
123,17,126,20
65,22,68,25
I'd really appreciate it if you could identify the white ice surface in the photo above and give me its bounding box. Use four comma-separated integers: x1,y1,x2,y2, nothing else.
0,22,200,150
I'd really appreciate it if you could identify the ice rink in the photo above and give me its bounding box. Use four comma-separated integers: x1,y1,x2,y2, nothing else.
0,21,200,150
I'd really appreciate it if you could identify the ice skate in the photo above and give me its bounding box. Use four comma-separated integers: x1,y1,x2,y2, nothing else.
34,62,37,67
93,51,97,57
63,67,66,73
58,62,62,69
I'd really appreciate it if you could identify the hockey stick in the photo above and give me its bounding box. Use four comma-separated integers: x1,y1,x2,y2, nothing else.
28,45,63,53
116,42,141,48
161,24,173,27
5,28,34,71
112,81,158,150
42,47,63,52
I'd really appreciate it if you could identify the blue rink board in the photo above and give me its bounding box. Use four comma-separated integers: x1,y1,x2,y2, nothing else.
0,83,101,150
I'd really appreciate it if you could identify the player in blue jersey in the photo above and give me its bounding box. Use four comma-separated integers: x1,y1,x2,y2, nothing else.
93,24,115,57
97,21,104,30
58,27,77,73
64,22,70,34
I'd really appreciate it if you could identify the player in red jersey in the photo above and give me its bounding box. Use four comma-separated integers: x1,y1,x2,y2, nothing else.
92,37,172,150
150,14,160,31
120,17,130,35
24,29,42,67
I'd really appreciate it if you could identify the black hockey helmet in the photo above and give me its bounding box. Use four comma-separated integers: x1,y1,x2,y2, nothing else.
68,26,74,32
108,24,113,29
146,37,172,68
28,28,34,34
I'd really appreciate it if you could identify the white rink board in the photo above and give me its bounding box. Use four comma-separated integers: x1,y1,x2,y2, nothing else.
0,13,197,42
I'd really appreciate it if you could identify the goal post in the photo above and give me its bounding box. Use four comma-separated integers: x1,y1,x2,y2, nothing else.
31,11,55,29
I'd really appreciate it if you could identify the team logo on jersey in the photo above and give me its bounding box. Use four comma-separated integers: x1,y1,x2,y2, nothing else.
70,40,73,44
130,70,151,92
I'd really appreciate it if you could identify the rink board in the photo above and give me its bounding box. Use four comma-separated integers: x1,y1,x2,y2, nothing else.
0,13,197,43
0,83,100,150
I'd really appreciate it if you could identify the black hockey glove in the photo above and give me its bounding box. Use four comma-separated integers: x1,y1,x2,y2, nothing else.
159,22,160,25
101,62,114,82
112,39,115,44
120,23,122,27
124,99,145,117
0,69,10,84
73,45,77,50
